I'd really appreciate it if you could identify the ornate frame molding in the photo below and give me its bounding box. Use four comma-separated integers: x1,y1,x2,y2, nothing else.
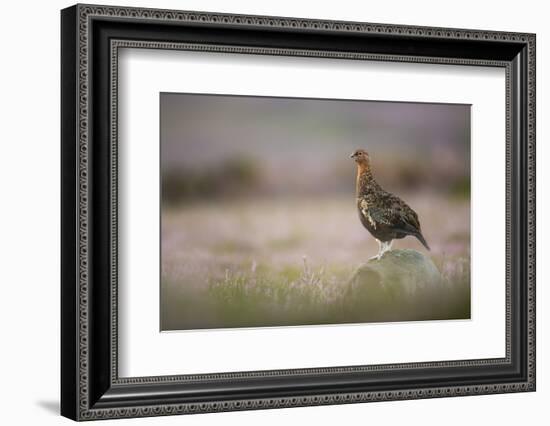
61,4,535,421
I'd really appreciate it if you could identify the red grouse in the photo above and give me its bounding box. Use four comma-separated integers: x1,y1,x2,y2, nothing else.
351,149,430,260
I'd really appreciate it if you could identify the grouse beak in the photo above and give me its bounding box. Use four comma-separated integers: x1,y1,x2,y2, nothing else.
350,153,356,159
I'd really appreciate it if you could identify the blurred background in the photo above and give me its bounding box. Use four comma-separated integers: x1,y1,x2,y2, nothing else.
160,93,470,330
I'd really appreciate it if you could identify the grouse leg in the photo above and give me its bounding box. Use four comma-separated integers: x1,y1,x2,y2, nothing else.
371,240,392,260
381,240,393,257
369,239,383,260
371,240,394,260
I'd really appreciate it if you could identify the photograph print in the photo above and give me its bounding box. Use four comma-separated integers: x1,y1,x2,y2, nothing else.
160,93,471,331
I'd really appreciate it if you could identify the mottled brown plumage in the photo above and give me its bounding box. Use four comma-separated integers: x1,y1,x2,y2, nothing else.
351,149,430,259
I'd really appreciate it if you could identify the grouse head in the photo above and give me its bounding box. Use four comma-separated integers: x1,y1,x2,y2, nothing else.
350,149,370,166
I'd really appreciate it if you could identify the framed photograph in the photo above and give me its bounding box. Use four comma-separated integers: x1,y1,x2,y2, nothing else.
61,4,536,421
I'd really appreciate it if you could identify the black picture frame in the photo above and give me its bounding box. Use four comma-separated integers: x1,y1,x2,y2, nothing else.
61,4,536,421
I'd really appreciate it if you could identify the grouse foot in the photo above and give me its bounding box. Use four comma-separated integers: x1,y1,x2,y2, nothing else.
370,239,393,260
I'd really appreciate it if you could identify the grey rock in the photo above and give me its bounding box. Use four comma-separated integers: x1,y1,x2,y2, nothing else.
345,249,444,321
351,249,442,295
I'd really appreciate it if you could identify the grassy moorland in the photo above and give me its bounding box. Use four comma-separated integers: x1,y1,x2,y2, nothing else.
160,194,470,330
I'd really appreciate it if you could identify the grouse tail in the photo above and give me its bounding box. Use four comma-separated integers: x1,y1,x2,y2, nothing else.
415,232,430,251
